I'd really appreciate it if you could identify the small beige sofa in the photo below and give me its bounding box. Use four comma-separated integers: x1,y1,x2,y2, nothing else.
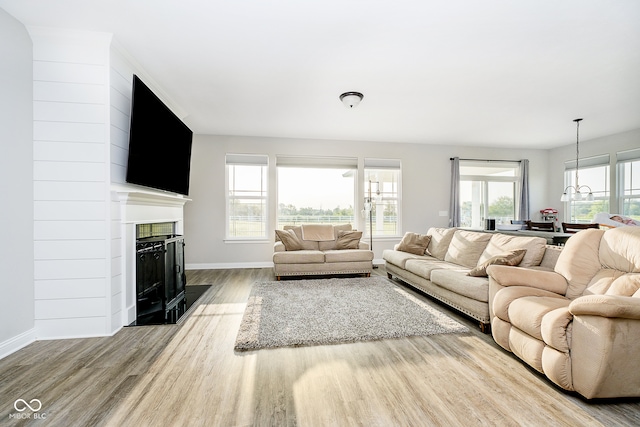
488,226,640,399
273,224,373,280
383,228,562,332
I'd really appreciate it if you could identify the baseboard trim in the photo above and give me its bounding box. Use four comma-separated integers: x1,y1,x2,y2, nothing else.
186,262,274,270
0,328,37,360
187,260,384,271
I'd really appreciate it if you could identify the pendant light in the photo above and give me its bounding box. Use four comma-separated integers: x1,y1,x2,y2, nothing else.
560,118,594,202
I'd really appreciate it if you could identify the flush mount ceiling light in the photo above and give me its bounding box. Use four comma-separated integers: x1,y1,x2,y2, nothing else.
339,92,364,108
561,118,594,202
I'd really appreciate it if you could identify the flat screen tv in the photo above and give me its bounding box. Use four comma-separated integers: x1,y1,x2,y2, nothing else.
126,75,193,196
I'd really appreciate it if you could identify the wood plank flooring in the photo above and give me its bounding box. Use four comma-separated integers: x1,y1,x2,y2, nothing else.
1,267,639,426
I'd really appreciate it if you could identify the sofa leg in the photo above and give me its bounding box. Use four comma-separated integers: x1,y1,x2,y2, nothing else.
479,322,490,334
387,273,392,279
276,276,281,281
366,273,371,277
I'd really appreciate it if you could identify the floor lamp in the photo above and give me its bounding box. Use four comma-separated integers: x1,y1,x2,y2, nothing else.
365,180,380,267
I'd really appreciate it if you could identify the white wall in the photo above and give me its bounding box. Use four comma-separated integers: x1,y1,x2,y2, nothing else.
0,8,35,357
184,135,551,267
548,127,640,222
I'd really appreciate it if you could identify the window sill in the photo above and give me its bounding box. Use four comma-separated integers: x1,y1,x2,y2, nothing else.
224,238,271,244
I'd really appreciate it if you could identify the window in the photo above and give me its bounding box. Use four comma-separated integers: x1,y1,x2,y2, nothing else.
364,158,401,237
459,161,520,229
276,156,357,228
563,154,610,222
617,148,640,220
226,154,268,239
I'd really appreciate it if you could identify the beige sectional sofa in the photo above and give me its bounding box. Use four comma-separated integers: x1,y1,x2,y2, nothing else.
273,224,373,280
488,226,640,399
383,227,562,332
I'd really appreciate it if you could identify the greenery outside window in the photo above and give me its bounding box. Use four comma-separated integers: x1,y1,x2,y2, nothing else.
226,154,268,239
459,161,519,229
364,158,401,237
563,154,609,222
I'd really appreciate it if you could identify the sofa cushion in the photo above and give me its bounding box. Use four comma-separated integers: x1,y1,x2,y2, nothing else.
284,226,320,250
426,227,457,260
274,229,304,251
318,224,352,251
324,249,374,263
383,249,430,269
554,228,605,299
429,268,489,302
273,250,325,264
478,233,546,268
599,226,640,273
605,273,640,297
335,230,362,250
397,232,431,255
404,258,460,280
444,230,493,268
468,249,526,277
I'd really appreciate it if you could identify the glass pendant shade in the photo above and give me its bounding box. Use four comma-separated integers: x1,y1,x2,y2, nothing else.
339,92,363,108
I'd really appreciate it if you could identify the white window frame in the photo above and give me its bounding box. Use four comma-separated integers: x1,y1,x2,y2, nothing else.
563,154,610,223
225,154,269,240
364,158,402,238
617,148,640,219
276,156,358,229
459,161,520,229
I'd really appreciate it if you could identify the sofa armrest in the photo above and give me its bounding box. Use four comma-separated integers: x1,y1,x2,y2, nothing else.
358,241,370,250
570,295,640,320
487,265,568,295
274,241,286,253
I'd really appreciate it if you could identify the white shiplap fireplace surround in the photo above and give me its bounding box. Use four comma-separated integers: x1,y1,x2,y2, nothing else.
29,26,190,341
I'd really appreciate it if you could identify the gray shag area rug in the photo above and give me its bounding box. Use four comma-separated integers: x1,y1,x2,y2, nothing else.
234,276,469,351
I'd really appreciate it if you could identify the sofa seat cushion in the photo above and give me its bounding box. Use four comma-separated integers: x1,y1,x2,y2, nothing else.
383,249,430,269
429,268,489,302
273,250,325,264
444,230,493,268
404,258,462,281
324,249,374,263
478,233,547,268
508,296,571,340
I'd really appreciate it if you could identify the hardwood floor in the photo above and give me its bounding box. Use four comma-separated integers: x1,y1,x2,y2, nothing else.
1,268,639,426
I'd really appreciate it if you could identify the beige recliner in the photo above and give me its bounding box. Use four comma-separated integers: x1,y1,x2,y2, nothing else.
488,226,640,399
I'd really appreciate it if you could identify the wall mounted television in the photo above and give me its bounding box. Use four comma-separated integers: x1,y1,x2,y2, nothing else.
126,75,193,196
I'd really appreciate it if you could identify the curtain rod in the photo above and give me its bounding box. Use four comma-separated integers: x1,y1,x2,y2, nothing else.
450,158,522,163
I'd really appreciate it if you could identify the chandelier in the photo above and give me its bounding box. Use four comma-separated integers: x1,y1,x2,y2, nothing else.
560,118,594,202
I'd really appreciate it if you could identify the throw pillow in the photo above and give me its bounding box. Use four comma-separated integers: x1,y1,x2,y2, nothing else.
468,249,527,277
397,232,431,256
335,230,363,250
275,229,303,251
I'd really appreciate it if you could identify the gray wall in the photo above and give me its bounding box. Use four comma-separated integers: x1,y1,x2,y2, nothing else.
0,9,35,353
184,135,551,267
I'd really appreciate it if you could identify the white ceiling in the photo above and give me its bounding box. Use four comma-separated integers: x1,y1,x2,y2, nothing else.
2,0,639,149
